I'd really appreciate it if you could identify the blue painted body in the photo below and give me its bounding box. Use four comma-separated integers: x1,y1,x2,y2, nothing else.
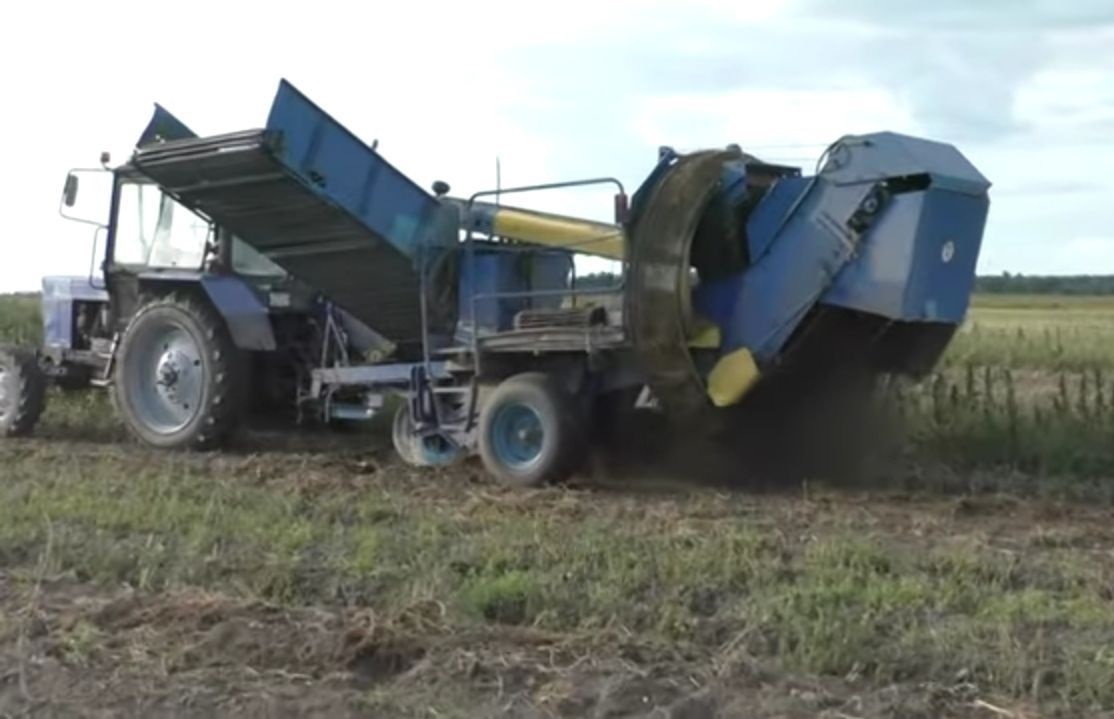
457,247,573,336
197,274,277,351
823,186,987,322
692,132,990,365
263,80,445,264
41,276,109,351
136,104,196,146
744,176,810,262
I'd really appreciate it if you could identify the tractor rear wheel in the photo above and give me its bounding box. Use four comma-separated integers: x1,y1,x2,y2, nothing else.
478,372,584,488
113,294,245,450
0,345,46,438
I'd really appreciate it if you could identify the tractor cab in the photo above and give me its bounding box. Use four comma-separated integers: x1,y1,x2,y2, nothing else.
47,159,303,388
107,168,287,279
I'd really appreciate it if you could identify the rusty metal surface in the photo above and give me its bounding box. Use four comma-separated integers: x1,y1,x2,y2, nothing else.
626,151,735,419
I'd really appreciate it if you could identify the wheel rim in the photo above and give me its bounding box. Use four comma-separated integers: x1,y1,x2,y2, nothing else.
125,323,205,434
490,403,545,470
419,434,460,465
393,403,461,467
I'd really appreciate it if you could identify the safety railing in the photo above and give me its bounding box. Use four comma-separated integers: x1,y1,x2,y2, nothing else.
452,177,629,375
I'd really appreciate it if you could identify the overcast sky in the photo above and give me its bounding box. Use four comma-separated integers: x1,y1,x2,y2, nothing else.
1,0,1112,291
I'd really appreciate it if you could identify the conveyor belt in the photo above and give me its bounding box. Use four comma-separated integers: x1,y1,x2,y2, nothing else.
131,81,444,352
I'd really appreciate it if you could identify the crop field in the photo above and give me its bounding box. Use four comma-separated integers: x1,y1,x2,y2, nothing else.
3,294,1114,718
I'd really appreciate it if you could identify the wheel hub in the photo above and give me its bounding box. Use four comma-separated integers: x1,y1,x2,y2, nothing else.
158,359,179,388
153,345,202,414
126,325,205,434
492,404,545,470
517,426,541,445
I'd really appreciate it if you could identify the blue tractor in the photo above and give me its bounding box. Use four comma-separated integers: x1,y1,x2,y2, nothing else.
0,80,990,486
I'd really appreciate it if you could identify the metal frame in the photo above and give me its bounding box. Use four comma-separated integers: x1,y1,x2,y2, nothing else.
59,167,114,291
458,177,628,376
375,176,634,450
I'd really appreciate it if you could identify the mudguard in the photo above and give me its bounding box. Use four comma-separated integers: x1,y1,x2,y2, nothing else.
136,271,276,351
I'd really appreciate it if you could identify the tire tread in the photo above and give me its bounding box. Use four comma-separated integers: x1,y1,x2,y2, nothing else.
0,345,47,438
113,292,243,450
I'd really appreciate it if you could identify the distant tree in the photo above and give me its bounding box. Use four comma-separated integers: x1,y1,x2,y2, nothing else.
973,274,1114,295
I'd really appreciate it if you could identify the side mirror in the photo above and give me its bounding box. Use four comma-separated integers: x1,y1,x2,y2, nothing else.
63,174,79,207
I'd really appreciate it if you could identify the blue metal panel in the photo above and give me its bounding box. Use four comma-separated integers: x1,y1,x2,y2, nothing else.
821,188,988,323
530,254,574,310
457,248,572,334
902,188,988,320
41,276,109,350
199,275,277,351
136,104,197,147
458,252,511,332
264,80,441,262
819,193,925,320
745,176,811,262
693,177,878,363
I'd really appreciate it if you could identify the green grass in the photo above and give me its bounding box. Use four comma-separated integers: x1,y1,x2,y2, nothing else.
879,294,1114,477
886,365,1114,479
945,294,1114,371
0,293,41,346
1,449,1113,713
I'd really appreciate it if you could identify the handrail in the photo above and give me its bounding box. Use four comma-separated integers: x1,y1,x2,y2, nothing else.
461,177,629,377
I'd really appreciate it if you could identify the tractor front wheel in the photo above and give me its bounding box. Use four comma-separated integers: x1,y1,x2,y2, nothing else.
113,294,245,450
478,373,584,488
0,345,46,438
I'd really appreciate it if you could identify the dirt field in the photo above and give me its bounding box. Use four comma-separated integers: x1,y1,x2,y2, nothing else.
4,295,1114,718
2,414,1114,718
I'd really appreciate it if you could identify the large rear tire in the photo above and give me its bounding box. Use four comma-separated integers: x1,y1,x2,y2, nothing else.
0,346,46,438
478,372,584,488
113,294,245,450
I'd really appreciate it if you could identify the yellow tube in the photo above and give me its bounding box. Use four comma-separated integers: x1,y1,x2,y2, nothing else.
491,208,626,260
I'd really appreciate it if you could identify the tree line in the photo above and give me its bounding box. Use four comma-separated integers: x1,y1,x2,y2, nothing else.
975,274,1114,295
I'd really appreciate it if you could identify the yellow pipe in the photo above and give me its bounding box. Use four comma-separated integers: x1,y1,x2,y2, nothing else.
490,208,626,261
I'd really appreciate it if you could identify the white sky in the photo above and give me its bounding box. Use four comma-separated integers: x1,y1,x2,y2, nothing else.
1,0,1112,291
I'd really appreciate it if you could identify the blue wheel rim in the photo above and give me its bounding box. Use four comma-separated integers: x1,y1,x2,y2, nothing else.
490,403,545,470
